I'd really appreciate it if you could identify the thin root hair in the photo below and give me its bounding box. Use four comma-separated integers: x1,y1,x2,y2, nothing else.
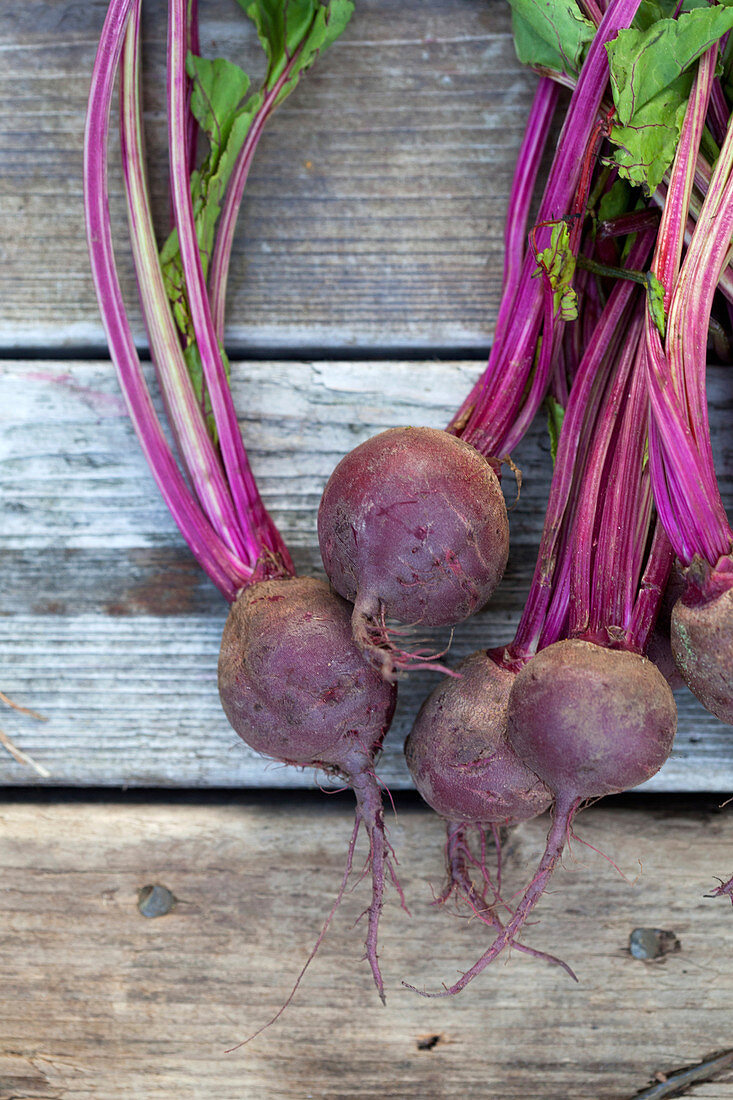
568,825,637,884
225,814,363,1052
0,691,47,722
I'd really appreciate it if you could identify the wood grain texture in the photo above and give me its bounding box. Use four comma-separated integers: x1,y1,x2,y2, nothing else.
0,0,536,351
1,359,732,789
0,799,732,1099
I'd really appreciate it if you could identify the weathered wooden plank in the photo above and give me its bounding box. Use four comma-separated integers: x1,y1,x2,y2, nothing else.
0,800,732,1099
1,359,732,789
1,359,728,558
4,610,733,790
0,359,552,557
0,0,536,350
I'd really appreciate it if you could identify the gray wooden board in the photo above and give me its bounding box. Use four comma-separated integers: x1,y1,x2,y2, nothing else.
1,799,733,1099
1,359,732,790
0,0,537,351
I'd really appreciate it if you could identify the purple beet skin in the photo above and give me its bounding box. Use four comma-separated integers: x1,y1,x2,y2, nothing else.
405,651,571,981
646,564,687,690
507,639,677,799
218,573,399,999
218,574,396,767
318,427,510,678
405,650,551,824
672,584,733,725
405,640,678,999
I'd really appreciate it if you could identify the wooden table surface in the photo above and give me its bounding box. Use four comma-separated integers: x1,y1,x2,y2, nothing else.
1,796,733,1099
2,1,733,1096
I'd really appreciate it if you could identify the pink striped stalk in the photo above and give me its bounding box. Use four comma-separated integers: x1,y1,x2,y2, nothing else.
454,77,560,423
500,79,560,326
119,0,275,573
185,0,200,179
167,0,290,566
652,178,733,306
448,0,642,460
84,0,249,601
505,229,655,660
207,33,315,342
645,46,733,571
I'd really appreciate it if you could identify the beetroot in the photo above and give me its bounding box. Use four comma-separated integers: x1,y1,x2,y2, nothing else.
404,651,580,978
507,641,677,800
318,426,509,679
85,0,400,1010
405,651,550,825
404,171,678,994
219,575,396,766
671,581,733,725
219,574,398,998
405,640,676,998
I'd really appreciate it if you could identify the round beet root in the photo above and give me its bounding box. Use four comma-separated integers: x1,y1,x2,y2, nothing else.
218,575,396,767
405,652,572,984
403,641,676,998
671,586,733,725
506,640,677,799
218,574,399,1000
646,625,684,691
646,564,686,690
318,427,509,677
405,651,551,824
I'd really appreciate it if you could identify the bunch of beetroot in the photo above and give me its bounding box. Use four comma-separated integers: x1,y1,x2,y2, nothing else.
85,0,733,1018
402,0,733,990
85,0,405,1012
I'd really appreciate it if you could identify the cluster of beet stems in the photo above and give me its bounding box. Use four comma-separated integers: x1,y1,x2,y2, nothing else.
85,0,733,1028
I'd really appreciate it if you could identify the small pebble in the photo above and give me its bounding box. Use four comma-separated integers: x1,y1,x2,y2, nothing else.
629,927,680,959
137,884,176,918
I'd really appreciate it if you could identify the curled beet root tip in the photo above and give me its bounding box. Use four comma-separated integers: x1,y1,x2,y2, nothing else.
404,801,580,998
226,814,364,1051
434,823,576,980
351,597,457,683
707,875,733,904
227,766,404,1049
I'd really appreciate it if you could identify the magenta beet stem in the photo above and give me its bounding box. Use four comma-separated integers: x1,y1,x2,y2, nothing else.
453,77,560,422
167,0,292,571
450,0,642,459
645,46,733,569
84,0,246,601
119,3,261,573
510,231,655,658
208,38,313,342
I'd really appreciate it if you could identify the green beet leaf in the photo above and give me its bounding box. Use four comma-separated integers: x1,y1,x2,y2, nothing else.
183,342,233,441
507,0,594,77
159,56,263,355
634,0,710,33
546,396,565,465
244,0,354,105
609,77,691,194
596,177,635,223
607,6,733,192
645,271,666,338
533,221,579,322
